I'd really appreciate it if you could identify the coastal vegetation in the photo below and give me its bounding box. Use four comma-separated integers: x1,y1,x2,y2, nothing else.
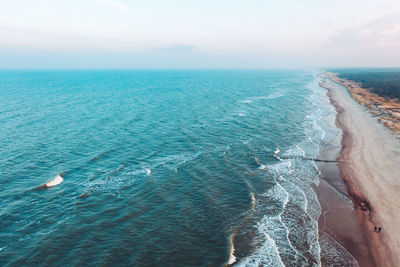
327,72,400,135
335,71,400,99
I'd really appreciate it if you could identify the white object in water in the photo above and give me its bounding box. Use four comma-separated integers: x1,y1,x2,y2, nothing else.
45,174,64,187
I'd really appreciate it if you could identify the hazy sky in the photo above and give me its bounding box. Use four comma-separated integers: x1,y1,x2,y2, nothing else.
1,0,400,68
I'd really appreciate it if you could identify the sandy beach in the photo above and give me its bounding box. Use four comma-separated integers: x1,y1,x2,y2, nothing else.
315,105,373,266
321,73,400,266
327,73,400,136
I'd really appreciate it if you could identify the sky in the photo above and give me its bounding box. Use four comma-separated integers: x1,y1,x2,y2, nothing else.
1,0,400,68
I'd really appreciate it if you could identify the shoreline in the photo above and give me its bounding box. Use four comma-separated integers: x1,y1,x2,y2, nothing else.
226,71,398,266
320,73,400,266
315,82,373,266
327,73,400,136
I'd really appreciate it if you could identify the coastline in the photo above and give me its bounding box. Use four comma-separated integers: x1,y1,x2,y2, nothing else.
315,82,373,266
327,73,400,136
320,73,400,266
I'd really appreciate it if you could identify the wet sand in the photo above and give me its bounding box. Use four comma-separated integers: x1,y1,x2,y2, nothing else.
316,137,374,266
313,88,372,266
320,74,400,266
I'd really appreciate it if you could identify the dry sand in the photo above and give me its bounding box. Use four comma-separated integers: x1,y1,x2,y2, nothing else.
327,73,400,135
321,74,400,266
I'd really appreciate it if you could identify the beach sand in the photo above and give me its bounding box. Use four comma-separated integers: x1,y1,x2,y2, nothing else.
327,73,400,135
316,138,374,266
321,74,400,266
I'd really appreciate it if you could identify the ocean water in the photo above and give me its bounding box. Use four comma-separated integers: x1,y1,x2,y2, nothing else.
0,70,333,266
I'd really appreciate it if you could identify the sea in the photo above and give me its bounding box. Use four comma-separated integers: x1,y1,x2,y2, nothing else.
0,70,337,266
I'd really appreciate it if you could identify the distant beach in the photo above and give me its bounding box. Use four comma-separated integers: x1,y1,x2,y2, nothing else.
321,73,400,266
328,72,400,135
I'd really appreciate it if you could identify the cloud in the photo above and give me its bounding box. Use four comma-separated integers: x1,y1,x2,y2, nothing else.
326,15,400,49
89,0,132,13
319,14,400,67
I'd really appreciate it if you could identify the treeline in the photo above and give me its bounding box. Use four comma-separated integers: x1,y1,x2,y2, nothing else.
336,71,400,99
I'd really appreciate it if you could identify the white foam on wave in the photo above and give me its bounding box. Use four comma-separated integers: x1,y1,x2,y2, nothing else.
264,233,285,266
45,174,64,187
237,181,299,265
128,169,149,176
319,232,360,266
251,192,256,211
250,91,285,101
236,230,285,267
84,147,221,194
280,176,308,213
299,72,334,262
228,233,236,265
267,91,285,99
295,144,306,158
305,74,333,146
86,170,140,193
254,161,321,264
276,180,308,262
270,157,305,188
154,151,202,172
274,147,282,160
259,164,267,170
313,118,326,141
267,159,292,175
239,74,332,265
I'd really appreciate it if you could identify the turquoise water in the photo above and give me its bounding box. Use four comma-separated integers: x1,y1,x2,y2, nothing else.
0,70,332,266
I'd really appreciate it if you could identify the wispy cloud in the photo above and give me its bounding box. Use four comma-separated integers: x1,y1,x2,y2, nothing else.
89,0,132,13
326,15,400,49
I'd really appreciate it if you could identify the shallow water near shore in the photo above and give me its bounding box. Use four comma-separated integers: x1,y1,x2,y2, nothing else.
1,70,346,265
